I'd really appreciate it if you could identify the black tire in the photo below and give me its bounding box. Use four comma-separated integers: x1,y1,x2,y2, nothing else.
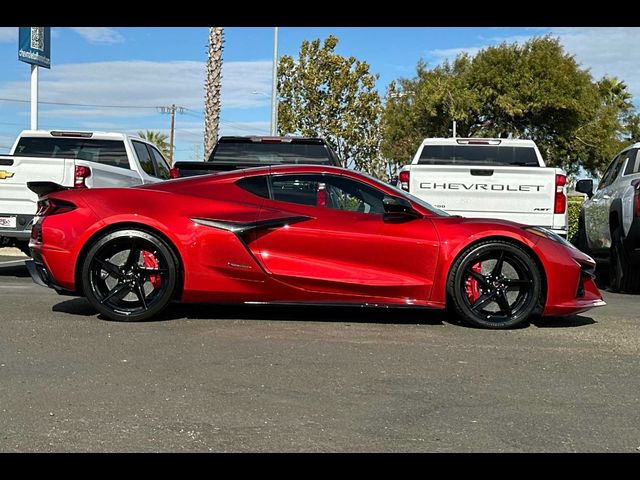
447,240,544,329
18,241,32,257
574,214,591,255
609,228,640,293
81,229,178,321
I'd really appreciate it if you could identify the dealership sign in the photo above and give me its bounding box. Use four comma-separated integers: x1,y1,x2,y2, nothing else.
18,27,51,68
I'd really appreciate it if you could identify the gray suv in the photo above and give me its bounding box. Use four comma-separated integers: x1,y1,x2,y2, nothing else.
575,144,640,293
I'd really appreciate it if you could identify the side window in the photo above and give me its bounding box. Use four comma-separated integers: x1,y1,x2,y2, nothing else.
599,155,622,189
236,176,270,199
623,149,640,176
609,154,626,185
270,174,385,214
148,146,171,180
132,141,155,176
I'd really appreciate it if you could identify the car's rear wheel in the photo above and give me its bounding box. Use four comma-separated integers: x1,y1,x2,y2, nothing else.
81,229,178,321
447,240,544,329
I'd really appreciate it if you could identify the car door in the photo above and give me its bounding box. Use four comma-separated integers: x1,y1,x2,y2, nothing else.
585,154,624,250
251,172,440,303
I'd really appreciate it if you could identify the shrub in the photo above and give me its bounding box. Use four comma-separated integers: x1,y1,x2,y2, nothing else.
568,195,584,242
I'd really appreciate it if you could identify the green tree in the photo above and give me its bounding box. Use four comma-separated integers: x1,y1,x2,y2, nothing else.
137,130,171,160
381,36,637,176
278,35,385,178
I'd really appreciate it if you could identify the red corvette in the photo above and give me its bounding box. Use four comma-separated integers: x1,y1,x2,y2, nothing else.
26,165,605,329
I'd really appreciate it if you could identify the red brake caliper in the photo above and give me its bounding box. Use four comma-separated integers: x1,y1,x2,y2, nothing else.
465,262,482,303
143,251,161,288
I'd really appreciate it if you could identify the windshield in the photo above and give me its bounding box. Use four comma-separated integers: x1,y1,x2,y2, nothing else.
418,145,539,167
356,171,450,217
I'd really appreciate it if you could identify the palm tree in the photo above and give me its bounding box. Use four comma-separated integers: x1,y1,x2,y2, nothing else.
138,130,171,159
204,27,224,160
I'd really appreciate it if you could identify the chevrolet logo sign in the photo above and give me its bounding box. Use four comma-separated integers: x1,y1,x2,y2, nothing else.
0,170,15,180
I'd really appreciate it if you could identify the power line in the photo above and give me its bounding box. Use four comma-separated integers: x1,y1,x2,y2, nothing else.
0,97,159,109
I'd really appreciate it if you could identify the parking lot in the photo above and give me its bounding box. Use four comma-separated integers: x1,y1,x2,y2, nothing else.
1,250,639,452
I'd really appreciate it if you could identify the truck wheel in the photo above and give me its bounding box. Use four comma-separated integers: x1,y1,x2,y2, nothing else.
447,240,544,329
18,242,32,257
574,214,591,255
81,229,178,322
609,228,640,293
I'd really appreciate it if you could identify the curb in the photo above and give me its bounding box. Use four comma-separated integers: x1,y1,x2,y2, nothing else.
0,247,27,257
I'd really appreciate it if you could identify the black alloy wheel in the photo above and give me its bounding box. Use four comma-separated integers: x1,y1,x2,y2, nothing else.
81,229,178,322
448,240,543,329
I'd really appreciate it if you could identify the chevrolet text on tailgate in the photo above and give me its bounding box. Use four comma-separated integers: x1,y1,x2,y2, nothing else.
0,130,171,255
398,138,568,236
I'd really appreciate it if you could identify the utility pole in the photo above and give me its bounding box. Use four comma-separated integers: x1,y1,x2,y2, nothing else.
270,27,279,136
157,104,185,164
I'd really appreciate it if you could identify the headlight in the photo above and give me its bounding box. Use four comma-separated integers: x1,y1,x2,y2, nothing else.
523,226,578,250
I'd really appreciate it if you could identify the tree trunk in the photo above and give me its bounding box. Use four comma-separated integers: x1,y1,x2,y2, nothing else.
204,27,224,160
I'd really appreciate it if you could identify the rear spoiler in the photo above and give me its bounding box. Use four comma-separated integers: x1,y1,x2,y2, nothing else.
27,181,70,197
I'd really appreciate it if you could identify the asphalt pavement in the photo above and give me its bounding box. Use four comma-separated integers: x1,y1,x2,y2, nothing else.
0,254,639,452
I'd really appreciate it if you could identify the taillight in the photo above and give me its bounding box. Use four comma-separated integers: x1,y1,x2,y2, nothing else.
399,170,410,191
169,167,180,179
632,179,640,218
36,198,76,217
317,182,328,207
554,174,567,214
74,165,91,188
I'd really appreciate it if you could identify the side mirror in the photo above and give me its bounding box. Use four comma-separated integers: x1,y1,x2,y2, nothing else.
383,195,421,220
575,179,594,199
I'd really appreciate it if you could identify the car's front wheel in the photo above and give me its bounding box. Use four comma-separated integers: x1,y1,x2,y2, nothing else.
81,229,178,322
447,240,544,329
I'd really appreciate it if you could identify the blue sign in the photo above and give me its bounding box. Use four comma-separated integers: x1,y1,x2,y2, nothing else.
18,27,51,69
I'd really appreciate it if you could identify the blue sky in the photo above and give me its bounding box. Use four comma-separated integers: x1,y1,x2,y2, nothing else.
0,27,639,161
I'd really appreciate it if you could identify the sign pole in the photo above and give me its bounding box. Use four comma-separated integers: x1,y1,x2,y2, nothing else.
18,27,51,131
30,64,39,130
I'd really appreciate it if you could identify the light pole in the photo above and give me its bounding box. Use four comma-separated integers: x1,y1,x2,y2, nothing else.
270,27,279,136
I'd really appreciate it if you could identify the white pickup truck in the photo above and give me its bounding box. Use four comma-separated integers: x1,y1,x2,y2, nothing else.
397,138,568,237
0,130,172,254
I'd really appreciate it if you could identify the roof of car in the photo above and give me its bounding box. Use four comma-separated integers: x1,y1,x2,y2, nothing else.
217,136,327,144
421,138,538,147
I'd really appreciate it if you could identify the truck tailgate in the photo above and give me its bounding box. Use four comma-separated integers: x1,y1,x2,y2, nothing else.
409,165,557,226
0,156,73,216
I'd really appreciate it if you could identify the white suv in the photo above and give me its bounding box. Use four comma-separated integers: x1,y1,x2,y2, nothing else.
575,143,640,292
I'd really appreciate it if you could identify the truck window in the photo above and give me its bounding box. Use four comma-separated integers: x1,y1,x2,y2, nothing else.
417,145,539,166
211,142,333,165
132,141,155,176
148,146,171,179
14,137,130,169
623,149,639,176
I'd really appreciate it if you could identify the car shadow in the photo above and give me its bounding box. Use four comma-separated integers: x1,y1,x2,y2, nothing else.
52,297,450,326
0,260,30,278
51,298,599,329
530,314,596,328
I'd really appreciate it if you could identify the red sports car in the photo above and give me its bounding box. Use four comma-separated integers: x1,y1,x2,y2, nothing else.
26,165,605,329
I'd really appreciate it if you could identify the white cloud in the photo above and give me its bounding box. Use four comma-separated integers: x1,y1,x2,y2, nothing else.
68,27,124,44
428,46,483,63
427,28,640,103
0,27,16,43
0,59,273,113
550,27,640,99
